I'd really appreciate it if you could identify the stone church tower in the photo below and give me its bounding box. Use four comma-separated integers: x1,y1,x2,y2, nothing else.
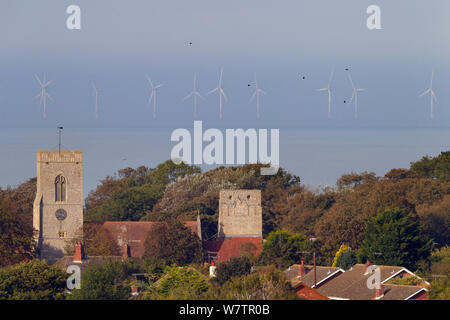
33,150,83,263
218,189,262,238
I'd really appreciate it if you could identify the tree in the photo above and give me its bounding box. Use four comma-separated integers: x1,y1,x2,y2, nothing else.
332,244,356,270
257,230,307,269
143,220,202,266
427,246,450,300
65,224,120,257
214,257,252,285
411,151,450,182
360,209,433,270
0,260,67,300
208,265,297,300
0,197,34,267
69,259,139,300
145,265,210,299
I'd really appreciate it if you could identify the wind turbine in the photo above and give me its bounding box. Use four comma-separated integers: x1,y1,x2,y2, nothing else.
317,69,334,119
208,67,227,119
419,71,437,119
92,83,99,119
347,73,365,119
183,73,204,117
146,75,165,119
250,73,266,118
34,73,53,119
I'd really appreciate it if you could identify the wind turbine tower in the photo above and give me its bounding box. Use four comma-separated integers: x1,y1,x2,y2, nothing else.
250,73,266,118
317,69,334,119
146,75,165,119
92,83,99,119
183,73,204,117
35,74,53,119
347,73,365,119
419,71,437,119
208,67,227,119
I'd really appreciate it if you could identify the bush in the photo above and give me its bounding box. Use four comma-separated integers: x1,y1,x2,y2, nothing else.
214,257,252,285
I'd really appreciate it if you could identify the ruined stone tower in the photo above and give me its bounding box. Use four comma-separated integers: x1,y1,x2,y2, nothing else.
33,150,83,263
218,189,262,238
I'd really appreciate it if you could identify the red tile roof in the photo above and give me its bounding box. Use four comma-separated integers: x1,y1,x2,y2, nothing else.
204,237,263,262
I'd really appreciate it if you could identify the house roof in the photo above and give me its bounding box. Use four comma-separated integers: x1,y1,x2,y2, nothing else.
380,284,427,300
86,220,200,258
204,237,263,262
317,264,427,300
284,264,344,288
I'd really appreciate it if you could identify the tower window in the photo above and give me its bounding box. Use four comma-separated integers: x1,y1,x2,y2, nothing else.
58,231,66,239
55,175,66,202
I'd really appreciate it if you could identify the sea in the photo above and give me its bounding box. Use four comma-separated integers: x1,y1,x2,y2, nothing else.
1,126,449,199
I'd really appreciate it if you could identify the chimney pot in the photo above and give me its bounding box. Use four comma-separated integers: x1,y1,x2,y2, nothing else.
73,241,83,263
298,259,306,277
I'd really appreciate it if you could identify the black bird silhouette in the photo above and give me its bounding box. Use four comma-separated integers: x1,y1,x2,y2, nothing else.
248,84,251,87
345,68,349,71
189,42,192,45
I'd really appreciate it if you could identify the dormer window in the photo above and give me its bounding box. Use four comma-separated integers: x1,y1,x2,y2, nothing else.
55,175,66,202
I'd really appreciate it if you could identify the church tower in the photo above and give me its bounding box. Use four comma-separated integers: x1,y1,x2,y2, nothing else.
33,150,83,263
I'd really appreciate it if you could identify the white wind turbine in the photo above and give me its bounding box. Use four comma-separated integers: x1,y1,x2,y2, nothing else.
250,73,266,118
34,73,53,119
183,73,204,117
208,67,227,119
317,69,334,119
347,73,365,119
92,83,99,119
419,71,437,119
146,75,165,119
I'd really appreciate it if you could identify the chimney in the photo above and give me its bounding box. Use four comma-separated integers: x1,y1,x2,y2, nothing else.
375,284,385,299
298,259,306,277
73,241,83,263
122,244,130,260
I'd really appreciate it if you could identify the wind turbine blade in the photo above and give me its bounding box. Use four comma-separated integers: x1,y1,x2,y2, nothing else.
317,88,327,91
46,93,53,101
208,88,218,95
348,74,355,89
419,89,430,97
34,92,42,100
195,92,205,100
35,75,43,86
155,84,164,89
183,92,193,101
357,88,365,91
259,89,266,95
328,70,334,85
44,80,53,87
146,75,153,87
349,92,355,103
220,88,227,101
250,91,257,102
431,91,437,101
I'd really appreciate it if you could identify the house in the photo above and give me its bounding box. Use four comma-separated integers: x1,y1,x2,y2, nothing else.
284,260,345,300
316,261,429,300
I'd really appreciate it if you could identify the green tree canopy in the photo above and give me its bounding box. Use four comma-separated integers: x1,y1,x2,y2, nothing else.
258,230,307,269
214,257,252,285
410,151,450,182
360,209,433,270
143,220,202,266
0,260,67,300
332,244,356,270
69,259,140,300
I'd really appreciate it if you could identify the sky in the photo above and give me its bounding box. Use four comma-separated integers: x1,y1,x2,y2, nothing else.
0,1,450,195
0,0,449,128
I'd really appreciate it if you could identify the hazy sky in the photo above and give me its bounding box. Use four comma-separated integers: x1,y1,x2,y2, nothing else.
0,0,449,128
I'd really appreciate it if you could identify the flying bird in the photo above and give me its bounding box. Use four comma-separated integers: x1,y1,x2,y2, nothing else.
34,73,53,119
317,69,334,119
419,71,437,119
183,73,204,118
208,67,227,119
146,75,165,119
